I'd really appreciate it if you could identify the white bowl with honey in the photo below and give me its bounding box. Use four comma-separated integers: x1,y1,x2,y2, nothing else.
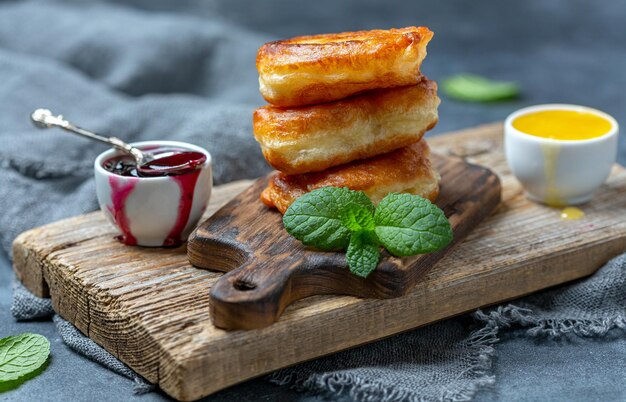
505,104,619,207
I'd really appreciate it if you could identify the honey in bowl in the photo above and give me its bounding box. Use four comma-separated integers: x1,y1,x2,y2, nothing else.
505,105,618,216
512,109,612,141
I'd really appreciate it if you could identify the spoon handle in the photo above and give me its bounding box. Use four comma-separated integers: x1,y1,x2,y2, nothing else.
30,109,143,160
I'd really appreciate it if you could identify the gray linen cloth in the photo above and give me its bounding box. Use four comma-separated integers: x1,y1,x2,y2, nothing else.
2,1,625,401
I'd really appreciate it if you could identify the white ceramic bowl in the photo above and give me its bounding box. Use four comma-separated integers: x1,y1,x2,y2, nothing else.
94,141,212,247
504,104,618,206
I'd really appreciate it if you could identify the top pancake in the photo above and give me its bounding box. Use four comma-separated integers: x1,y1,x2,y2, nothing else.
257,26,433,107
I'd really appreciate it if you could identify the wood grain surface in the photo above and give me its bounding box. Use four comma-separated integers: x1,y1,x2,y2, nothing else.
13,123,626,401
188,155,501,329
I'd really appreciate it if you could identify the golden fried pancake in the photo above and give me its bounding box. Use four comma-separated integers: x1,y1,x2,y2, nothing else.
260,140,439,214
257,26,433,107
253,79,439,175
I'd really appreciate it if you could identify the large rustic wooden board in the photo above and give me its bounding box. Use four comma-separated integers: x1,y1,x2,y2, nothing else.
13,123,626,401
188,154,501,330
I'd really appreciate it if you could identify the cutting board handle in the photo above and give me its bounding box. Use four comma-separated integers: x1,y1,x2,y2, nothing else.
207,243,386,329
198,220,417,329
210,257,300,329
209,246,414,329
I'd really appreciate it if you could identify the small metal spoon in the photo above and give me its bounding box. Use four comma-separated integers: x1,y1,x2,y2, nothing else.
30,109,205,176
31,108,152,165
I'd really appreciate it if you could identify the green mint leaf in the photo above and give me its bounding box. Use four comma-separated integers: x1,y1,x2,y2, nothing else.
374,193,452,256
0,333,50,384
283,187,373,250
346,231,380,278
283,186,454,279
341,202,375,232
442,74,519,102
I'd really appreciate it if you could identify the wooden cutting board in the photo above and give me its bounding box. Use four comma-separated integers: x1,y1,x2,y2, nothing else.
187,154,501,330
12,123,626,401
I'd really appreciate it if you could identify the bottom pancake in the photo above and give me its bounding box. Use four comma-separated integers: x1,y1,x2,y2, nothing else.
261,140,440,214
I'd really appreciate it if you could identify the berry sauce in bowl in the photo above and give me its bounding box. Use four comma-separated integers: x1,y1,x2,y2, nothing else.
95,141,213,247
103,146,207,178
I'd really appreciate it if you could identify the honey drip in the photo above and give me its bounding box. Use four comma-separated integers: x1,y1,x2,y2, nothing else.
560,207,585,221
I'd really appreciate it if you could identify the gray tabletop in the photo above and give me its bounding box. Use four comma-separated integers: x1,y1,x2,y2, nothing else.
2,0,625,401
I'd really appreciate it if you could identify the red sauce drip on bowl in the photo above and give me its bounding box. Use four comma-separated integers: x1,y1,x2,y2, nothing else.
106,177,138,246
163,171,203,246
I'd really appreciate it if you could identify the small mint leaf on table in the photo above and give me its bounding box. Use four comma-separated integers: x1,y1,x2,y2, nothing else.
374,193,453,256
283,187,373,250
346,231,380,278
442,74,519,102
0,333,50,385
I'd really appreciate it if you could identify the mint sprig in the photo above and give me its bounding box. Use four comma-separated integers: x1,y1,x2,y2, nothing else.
0,333,50,390
283,187,453,278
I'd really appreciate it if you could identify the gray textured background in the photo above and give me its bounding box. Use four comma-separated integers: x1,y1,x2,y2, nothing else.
1,0,625,401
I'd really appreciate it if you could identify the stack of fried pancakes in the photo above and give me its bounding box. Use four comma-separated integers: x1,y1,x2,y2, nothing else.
253,27,441,213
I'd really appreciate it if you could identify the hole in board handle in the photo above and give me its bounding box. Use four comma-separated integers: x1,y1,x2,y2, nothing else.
233,279,257,291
